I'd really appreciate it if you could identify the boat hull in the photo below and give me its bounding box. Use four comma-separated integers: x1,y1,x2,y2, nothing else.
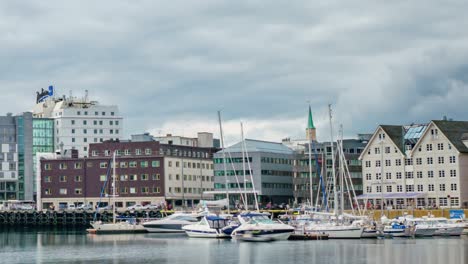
306,226,363,239
142,224,186,233
413,227,437,237
233,230,293,241
434,226,464,236
184,230,230,238
88,222,147,234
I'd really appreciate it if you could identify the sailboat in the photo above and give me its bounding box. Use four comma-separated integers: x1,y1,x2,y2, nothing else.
87,152,147,234
301,105,363,239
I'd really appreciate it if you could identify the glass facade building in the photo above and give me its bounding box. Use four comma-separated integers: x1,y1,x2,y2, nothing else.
32,118,54,197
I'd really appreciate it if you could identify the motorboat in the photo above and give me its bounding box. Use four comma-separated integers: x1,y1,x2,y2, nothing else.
231,212,295,241
304,221,363,239
405,218,438,237
430,218,465,236
142,213,200,233
88,217,147,234
382,221,413,237
182,215,235,238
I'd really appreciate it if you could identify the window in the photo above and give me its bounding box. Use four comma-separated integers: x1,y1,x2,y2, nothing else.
120,162,128,168
44,176,51,182
376,186,381,193
439,184,446,191
426,144,433,151
100,175,107,181
405,172,414,179
397,185,402,192
396,172,402,179
75,175,82,182
449,156,456,163
130,187,136,194
100,162,108,168
385,160,391,166
74,162,82,169
406,185,414,192
365,161,371,168
427,157,433,165
451,197,459,207
102,112,106,116
71,120,75,125
59,188,67,195
416,158,422,165
417,185,423,192
437,143,444,150
141,187,149,194
366,173,371,180
375,160,381,167
59,175,67,182
386,172,392,180
130,174,137,181
135,149,142,155
366,186,372,193
84,138,87,143
45,189,51,195
428,184,434,191
386,186,392,192
376,173,381,180
71,129,75,134
59,163,67,170
450,169,457,177
439,170,445,178
120,175,128,181
72,138,75,143
438,157,444,164
405,158,413,166
416,171,423,178
140,161,148,168
75,188,82,195
120,187,128,194
168,161,172,167
439,197,448,207
152,174,160,180
145,148,152,155
451,183,457,191
125,149,130,156
110,120,114,125
153,187,160,193
427,170,434,178
83,129,87,134
395,159,402,166
385,146,390,153
141,174,149,181
374,148,380,154
152,160,160,167
129,161,137,168
45,164,52,170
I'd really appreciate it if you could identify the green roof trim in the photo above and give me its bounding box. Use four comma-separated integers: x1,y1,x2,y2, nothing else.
307,106,315,129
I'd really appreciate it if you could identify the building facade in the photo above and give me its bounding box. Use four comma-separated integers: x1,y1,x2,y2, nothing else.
360,120,468,209
39,141,165,210
211,139,295,207
33,92,123,157
0,112,34,201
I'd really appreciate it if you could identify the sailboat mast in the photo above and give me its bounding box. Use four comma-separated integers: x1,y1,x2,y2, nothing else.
328,104,338,216
241,122,248,209
339,125,345,216
112,151,116,224
307,132,314,207
217,111,230,214
241,124,260,212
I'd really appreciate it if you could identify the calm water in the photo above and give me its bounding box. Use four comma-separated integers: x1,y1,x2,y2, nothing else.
0,228,467,264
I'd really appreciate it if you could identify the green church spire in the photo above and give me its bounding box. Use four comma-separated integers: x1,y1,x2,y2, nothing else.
307,106,315,129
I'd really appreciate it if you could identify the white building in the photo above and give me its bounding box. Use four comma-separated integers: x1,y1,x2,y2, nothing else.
359,120,468,209
33,94,123,157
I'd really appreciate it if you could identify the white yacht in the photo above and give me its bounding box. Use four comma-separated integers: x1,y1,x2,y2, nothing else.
142,213,200,233
382,221,412,237
182,215,235,238
305,221,363,239
405,218,438,237
89,218,147,234
430,218,465,236
231,212,295,241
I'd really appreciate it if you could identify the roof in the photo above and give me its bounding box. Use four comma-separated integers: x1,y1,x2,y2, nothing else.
380,125,405,154
433,120,468,153
220,139,294,155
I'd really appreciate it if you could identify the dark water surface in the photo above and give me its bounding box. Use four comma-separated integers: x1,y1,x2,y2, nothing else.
0,228,467,264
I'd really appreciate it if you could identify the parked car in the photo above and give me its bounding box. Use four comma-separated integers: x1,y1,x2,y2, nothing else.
16,204,34,211
126,204,144,211
142,204,161,210
76,204,93,211
96,204,113,212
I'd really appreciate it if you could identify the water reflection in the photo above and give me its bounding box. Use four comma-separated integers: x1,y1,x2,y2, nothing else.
0,229,466,264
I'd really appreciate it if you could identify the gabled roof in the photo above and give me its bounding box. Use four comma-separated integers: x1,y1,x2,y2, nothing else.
433,120,468,153
220,139,294,155
380,125,405,154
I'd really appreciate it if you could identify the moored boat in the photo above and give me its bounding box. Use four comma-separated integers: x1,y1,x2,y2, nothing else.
231,212,295,241
142,213,200,233
183,215,235,238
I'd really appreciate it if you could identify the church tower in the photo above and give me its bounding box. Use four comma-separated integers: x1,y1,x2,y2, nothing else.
306,106,317,141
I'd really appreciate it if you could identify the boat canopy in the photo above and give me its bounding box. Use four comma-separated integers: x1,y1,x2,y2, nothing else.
206,216,226,221
356,192,426,200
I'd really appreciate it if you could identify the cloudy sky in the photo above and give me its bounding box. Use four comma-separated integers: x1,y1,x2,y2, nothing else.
2,1,468,145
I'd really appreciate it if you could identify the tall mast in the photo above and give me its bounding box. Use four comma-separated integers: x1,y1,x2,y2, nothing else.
339,125,345,216
217,111,230,214
112,151,116,224
241,124,260,212
307,130,314,207
328,104,338,216
241,122,248,209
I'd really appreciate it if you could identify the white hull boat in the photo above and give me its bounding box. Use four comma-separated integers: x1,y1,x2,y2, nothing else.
143,213,200,233
231,213,294,242
88,220,147,234
183,216,235,239
382,223,412,238
306,224,363,239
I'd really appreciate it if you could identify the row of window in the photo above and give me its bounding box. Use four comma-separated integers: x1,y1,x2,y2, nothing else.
213,157,253,164
70,119,119,126
262,183,293,189
365,156,457,168
71,128,119,135
260,157,293,165
367,183,458,193
168,187,214,194
168,174,214,182
75,111,115,116
168,161,213,170
367,196,459,207
214,183,253,189
45,174,162,183
45,186,160,196
365,169,457,180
